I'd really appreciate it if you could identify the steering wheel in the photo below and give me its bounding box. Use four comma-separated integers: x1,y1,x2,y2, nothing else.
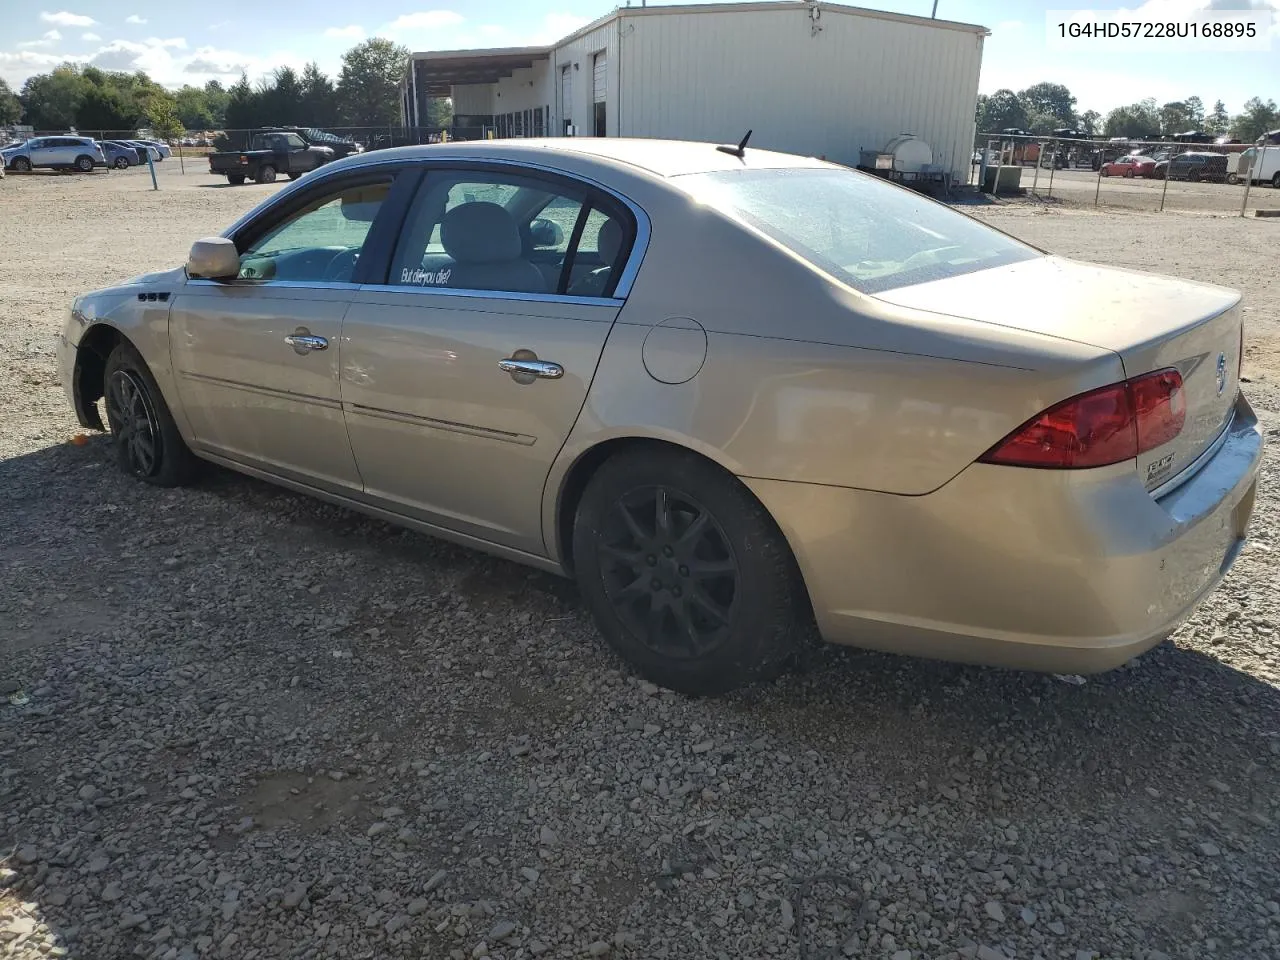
323,249,359,283
900,245,963,271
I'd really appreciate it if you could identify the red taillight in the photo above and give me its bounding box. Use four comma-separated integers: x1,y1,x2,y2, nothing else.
979,369,1185,469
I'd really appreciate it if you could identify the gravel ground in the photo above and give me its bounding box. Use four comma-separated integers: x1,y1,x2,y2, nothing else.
2,167,1279,960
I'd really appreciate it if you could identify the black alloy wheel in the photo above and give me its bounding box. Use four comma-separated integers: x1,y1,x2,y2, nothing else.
105,368,162,478
101,341,200,486
598,485,738,660
572,446,807,695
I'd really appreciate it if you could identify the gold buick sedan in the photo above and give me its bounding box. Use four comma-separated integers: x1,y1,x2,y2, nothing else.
59,139,1263,694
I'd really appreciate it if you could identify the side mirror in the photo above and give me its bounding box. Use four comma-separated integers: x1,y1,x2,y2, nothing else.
187,237,240,280
529,217,564,248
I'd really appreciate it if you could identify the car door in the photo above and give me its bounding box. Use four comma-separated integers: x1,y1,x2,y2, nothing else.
340,162,640,557
28,139,57,167
168,167,404,495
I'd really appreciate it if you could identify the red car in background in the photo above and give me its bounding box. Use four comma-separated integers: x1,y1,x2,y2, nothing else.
1100,155,1157,178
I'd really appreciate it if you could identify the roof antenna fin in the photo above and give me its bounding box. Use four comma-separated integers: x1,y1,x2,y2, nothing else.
716,129,752,159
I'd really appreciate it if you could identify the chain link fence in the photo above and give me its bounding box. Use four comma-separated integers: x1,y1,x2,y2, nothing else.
970,131,1280,217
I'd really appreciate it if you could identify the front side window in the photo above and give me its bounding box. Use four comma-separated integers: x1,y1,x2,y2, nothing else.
387,169,632,297
236,178,392,283
675,167,1039,295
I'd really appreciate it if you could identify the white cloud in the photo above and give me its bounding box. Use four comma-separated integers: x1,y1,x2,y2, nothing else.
146,37,188,49
82,31,100,40
40,10,95,26
18,30,64,48
387,10,465,31
462,12,591,48
324,25,365,39
125,14,147,24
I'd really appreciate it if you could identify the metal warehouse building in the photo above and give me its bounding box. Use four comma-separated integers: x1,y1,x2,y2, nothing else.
401,1,988,181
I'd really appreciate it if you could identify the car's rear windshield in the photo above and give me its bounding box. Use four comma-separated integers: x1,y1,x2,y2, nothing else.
674,167,1039,295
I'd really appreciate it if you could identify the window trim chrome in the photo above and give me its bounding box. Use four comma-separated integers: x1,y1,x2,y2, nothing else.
354,284,621,308
185,279,364,292
217,154,652,301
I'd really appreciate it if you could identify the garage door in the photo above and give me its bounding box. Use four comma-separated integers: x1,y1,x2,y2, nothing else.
560,65,573,134
592,53,606,103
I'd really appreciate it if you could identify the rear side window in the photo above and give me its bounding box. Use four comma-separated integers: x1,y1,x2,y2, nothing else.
674,168,1038,295
386,168,633,298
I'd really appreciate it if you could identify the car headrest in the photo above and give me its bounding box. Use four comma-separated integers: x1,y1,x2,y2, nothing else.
440,202,522,264
596,218,624,266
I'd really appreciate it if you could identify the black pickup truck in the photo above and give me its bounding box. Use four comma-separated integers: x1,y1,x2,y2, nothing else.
208,130,334,185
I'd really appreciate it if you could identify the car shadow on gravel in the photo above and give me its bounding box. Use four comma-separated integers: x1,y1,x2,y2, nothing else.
3,438,1278,959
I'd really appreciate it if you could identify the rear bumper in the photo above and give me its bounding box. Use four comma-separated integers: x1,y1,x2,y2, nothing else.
746,392,1264,673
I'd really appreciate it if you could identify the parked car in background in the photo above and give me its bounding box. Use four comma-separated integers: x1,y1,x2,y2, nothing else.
123,140,162,163
1158,152,1228,182
101,140,141,169
1,136,106,172
1100,155,1156,178
58,138,1262,694
138,139,172,160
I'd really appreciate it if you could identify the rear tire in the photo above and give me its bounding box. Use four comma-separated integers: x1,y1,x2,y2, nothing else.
572,447,806,696
1188,169,1200,183
75,155,94,172
288,172,302,180
1227,173,1240,185
227,173,246,185
256,164,277,184
102,342,200,487
1272,172,1280,189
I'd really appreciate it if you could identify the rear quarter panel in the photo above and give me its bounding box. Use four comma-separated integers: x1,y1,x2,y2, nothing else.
544,186,1124,557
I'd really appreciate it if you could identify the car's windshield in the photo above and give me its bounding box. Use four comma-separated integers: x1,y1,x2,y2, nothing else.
675,167,1038,295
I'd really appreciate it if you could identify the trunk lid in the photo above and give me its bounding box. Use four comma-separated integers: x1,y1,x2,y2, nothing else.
875,256,1243,490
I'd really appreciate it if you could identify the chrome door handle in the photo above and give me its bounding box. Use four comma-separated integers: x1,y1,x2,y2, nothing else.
498,358,563,380
284,334,328,352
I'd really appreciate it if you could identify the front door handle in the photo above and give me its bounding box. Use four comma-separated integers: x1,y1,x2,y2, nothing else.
284,333,328,353
498,358,563,381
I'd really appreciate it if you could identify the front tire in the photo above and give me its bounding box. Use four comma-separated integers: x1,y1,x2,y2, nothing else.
1227,173,1240,185
113,156,130,169
256,164,277,184
288,171,302,180
1272,172,1280,189
11,156,31,173
103,342,200,487
572,447,806,695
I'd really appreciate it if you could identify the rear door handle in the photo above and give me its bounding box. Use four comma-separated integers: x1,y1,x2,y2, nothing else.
284,333,328,352
498,358,563,380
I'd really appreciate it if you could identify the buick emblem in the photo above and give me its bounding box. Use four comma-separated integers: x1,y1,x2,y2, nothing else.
1215,352,1227,396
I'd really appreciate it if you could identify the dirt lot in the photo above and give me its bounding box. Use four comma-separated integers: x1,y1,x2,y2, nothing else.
964,164,1280,216
2,166,1279,960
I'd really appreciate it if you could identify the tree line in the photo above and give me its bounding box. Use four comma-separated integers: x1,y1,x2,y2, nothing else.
977,82,1279,143
0,38,450,136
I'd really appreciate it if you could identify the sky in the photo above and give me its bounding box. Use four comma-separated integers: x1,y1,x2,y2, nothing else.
1,0,1277,117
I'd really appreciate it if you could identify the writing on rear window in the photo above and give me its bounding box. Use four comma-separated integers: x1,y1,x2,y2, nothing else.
400,266,452,286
